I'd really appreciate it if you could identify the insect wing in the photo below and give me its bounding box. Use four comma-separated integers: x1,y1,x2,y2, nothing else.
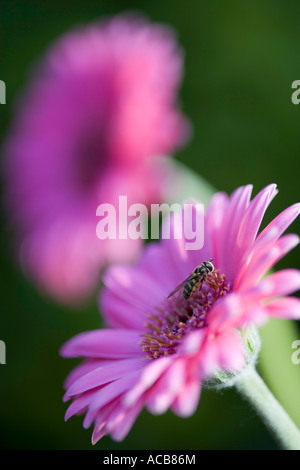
167,273,194,299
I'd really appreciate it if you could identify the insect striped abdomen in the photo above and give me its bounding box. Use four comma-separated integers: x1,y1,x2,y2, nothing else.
183,278,201,299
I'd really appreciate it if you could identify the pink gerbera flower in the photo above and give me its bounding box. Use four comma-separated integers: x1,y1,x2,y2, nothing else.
3,14,190,304
61,184,300,443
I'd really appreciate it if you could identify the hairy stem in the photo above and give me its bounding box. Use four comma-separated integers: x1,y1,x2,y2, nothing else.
235,366,300,450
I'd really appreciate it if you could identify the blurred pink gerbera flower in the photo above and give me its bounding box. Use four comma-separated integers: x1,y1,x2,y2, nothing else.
3,14,190,304
61,184,300,443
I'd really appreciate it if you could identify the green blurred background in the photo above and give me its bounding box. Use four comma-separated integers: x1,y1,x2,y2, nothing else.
0,0,300,450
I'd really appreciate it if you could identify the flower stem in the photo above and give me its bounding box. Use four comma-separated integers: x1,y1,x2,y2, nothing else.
235,366,300,450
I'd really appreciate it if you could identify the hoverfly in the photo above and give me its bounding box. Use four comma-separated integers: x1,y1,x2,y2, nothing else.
167,259,214,300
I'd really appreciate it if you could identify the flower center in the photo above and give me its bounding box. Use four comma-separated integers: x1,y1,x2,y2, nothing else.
140,270,232,360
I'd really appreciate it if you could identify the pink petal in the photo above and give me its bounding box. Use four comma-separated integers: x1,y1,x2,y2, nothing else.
250,269,300,299
172,379,201,417
63,358,112,389
91,412,110,444
83,370,142,430
207,293,243,332
256,203,300,246
214,330,246,372
205,192,229,269
60,329,142,358
91,426,106,445
138,242,177,287
235,202,300,290
89,370,142,413
234,226,280,290
124,356,173,407
83,400,116,430
264,297,300,319
162,203,212,277
217,184,253,279
64,358,144,399
231,184,277,283
102,265,166,309
235,234,300,291
207,290,270,329
65,389,96,421
178,330,206,354
199,329,245,378
109,399,144,442
100,292,146,330
146,358,186,415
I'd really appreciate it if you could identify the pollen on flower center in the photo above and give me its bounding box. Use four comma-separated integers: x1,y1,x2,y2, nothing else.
140,270,232,360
